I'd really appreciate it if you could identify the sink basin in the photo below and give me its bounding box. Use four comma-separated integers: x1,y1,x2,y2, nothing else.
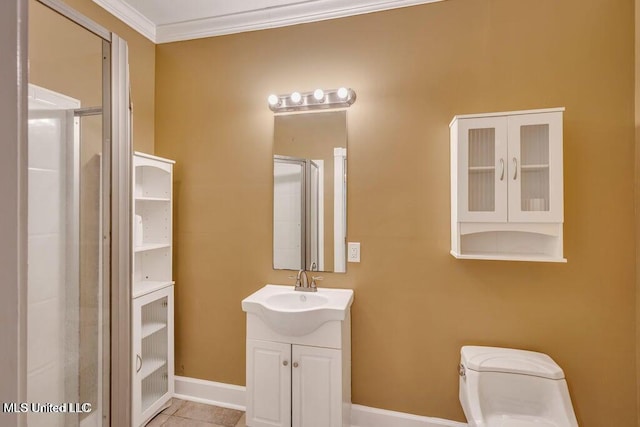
265,292,329,310
242,284,354,336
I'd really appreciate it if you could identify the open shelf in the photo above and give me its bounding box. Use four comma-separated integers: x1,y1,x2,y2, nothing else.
136,196,171,202
133,280,174,299
451,250,566,263
135,243,171,253
454,225,564,263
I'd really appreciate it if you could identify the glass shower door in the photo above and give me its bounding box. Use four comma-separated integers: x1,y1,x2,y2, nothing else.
28,1,108,425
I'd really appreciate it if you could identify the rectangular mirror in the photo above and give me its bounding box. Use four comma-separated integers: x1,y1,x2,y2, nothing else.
273,111,347,273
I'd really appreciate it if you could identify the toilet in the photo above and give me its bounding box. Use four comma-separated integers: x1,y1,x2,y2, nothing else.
458,346,579,427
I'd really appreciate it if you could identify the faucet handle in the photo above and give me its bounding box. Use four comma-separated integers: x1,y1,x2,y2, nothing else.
311,276,323,288
288,275,301,287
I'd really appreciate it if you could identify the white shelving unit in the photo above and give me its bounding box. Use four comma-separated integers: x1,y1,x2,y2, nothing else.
132,152,176,426
450,108,565,262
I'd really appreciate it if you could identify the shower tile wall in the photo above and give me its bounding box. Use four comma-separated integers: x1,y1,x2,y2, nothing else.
273,161,303,270
27,114,66,427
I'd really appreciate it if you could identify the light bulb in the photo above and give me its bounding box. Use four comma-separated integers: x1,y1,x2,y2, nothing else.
267,94,279,106
290,91,302,104
337,87,349,100
313,89,325,101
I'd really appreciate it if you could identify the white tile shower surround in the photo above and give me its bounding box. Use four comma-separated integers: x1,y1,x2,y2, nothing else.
172,376,468,427
28,114,66,427
273,161,304,269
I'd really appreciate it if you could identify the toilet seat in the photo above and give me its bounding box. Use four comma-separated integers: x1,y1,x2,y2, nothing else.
459,346,578,427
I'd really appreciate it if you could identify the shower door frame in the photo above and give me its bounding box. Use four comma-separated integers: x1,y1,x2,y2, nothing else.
273,155,323,272
1,0,133,426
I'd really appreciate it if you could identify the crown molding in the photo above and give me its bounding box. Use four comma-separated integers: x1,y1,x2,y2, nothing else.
156,0,444,43
93,0,444,44
92,0,156,42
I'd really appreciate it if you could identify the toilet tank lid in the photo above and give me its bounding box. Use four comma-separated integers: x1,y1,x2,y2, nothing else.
461,346,565,380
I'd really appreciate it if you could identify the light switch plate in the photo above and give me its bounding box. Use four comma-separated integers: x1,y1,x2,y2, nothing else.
348,242,360,263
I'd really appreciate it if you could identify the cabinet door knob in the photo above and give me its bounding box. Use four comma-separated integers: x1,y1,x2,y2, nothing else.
512,157,518,180
293,362,299,368
283,360,288,366
499,158,504,181
136,354,143,373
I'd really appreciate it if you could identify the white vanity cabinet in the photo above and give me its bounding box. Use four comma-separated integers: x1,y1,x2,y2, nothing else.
132,152,176,426
245,312,351,427
450,108,565,262
247,340,343,427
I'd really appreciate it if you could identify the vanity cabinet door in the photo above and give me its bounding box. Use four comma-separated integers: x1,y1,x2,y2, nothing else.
291,345,342,427
456,116,509,223
246,339,292,427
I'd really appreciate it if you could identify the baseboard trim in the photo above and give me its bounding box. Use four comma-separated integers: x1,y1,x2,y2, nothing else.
174,376,467,427
174,376,246,411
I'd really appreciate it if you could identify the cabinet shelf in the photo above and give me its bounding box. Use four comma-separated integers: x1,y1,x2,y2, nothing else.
142,322,167,339
135,243,170,253
133,281,174,299
468,166,495,173
451,250,566,263
521,164,549,171
140,357,167,380
135,196,171,202
141,390,166,414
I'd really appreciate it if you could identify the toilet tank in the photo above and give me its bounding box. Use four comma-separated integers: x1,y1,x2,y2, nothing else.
459,346,578,427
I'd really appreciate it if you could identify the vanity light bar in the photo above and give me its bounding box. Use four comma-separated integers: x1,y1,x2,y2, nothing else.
267,87,356,113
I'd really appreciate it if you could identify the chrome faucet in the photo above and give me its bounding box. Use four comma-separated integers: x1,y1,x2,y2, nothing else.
291,269,320,292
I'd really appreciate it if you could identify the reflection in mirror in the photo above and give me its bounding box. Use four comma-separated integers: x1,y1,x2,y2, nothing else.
273,111,347,273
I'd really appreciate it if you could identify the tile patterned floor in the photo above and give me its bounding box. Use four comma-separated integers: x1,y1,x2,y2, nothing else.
146,399,246,427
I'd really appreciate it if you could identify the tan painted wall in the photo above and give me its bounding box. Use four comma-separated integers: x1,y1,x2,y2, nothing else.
155,0,636,424
634,0,640,424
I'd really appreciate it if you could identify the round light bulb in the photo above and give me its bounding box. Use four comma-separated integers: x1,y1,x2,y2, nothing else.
290,91,302,104
268,94,279,106
337,87,349,100
313,89,325,101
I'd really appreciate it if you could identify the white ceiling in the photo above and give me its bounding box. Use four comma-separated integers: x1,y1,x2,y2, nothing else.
92,0,443,44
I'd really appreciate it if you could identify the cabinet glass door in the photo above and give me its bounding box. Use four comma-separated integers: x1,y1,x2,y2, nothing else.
133,286,174,427
458,117,508,222
508,112,563,222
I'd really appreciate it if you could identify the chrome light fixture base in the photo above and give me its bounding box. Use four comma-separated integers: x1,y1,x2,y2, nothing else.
268,87,356,113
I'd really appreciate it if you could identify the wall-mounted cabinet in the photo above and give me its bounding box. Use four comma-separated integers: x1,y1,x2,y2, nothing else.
450,108,565,262
132,152,176,426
